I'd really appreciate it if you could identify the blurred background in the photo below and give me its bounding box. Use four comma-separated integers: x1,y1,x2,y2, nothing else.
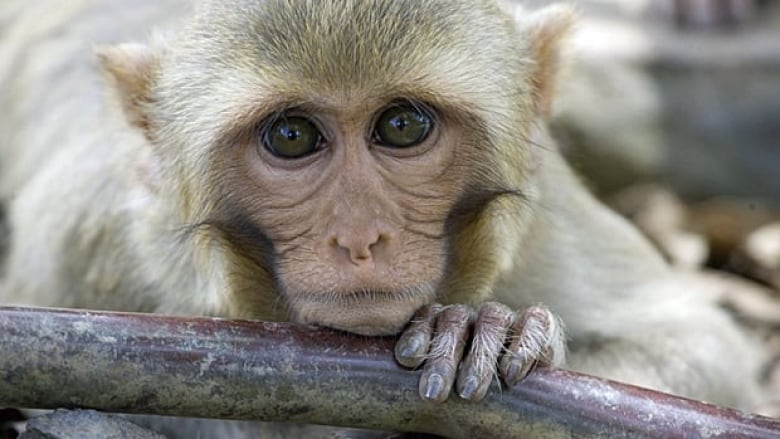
520,0,780,414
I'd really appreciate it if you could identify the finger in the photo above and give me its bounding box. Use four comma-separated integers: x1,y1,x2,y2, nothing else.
395,304,442,368
419,304,471,402
500,305,565,386
456,302,514,401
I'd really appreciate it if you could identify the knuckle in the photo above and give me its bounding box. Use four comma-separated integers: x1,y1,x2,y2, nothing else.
426,359,458,376
435,305,473,330
518,306,558,338
411,303,443,323
428,330,463,361
477,302,514,327
523,305,553,321
442,304,471,319
481,301,512,314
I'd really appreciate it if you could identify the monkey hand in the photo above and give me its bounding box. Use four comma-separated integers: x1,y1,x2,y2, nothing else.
394,302,565,402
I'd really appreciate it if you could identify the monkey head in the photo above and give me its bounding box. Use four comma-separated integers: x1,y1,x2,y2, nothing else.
99,0,573,335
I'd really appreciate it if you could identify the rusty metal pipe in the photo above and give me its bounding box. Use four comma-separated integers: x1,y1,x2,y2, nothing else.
0,306,777,438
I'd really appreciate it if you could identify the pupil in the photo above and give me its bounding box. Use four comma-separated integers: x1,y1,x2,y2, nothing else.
283,127,300,141
392,117,409,131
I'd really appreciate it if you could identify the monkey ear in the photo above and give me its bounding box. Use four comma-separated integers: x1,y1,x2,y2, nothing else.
517,4,576,117
97,43,159,131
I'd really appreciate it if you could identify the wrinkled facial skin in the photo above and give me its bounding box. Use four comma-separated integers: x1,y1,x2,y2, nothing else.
238,101,472,335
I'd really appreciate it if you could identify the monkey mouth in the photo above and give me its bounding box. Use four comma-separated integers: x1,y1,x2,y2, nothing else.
287,284,437,336
321,287,431,303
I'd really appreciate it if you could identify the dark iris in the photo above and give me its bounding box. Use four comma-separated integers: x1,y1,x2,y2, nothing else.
263,116,323,159
373,102,434,148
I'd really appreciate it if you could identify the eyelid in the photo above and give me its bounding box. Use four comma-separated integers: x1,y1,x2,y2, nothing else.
380,99,437,121
262,108,325,132
371,99,431,130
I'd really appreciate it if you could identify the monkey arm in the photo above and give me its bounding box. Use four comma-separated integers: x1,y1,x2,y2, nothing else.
495,142,763,409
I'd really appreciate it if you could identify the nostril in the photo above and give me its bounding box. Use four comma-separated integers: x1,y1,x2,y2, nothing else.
331,231,383,266
368,233,389,254
352,244,372,262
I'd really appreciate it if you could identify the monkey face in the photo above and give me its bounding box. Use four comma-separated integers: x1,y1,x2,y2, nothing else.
140,0,535,334
234,98,472,335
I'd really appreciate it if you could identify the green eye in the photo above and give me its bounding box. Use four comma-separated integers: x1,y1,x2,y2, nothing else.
373,103,434,148
263,116,323,159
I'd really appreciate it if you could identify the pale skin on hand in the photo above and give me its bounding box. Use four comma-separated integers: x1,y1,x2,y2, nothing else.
396,303,564,402
0,1,760,428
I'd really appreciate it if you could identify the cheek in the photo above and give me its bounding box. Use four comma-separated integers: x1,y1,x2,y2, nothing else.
240,138,332,204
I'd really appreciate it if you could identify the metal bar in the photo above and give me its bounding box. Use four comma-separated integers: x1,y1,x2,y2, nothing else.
0,306,777,438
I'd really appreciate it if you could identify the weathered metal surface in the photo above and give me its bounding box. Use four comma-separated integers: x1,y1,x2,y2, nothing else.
0,306,777,438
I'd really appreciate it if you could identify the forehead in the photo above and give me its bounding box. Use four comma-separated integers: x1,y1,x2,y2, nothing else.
187,0,523,100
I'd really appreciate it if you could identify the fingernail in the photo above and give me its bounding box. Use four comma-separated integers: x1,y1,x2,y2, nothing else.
399,335,422,359
459,376,479,400
423,373,444,401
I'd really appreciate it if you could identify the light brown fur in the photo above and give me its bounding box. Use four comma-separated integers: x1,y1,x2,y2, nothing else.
0,0,762,436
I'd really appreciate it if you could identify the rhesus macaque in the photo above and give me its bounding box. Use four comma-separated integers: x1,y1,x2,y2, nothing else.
0,0,762,435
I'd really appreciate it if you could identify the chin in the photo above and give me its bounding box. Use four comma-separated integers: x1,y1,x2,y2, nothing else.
289,288,435,336
324,316,410,336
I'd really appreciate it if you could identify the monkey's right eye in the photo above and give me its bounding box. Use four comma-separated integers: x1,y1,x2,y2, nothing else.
261,116,324,159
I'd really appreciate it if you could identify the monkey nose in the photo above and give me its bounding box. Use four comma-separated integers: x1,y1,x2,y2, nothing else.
330,231,387,267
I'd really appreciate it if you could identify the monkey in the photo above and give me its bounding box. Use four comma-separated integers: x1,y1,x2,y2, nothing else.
0,0,764,436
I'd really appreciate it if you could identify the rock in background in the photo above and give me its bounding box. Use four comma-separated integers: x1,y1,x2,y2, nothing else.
533,0,780,202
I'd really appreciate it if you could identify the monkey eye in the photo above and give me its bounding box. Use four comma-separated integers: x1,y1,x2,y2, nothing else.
261,115,324,159
373,102,434,148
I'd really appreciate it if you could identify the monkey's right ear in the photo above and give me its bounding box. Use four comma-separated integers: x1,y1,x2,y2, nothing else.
97,43,159,131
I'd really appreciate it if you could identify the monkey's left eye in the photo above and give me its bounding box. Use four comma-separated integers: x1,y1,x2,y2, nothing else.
262,116,324,159
373,103,434,149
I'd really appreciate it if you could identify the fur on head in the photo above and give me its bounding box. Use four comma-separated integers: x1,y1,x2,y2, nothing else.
99,0,574,334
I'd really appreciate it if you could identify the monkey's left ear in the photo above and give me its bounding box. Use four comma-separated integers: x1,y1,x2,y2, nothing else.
97,43,159,131
516,4,576,117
